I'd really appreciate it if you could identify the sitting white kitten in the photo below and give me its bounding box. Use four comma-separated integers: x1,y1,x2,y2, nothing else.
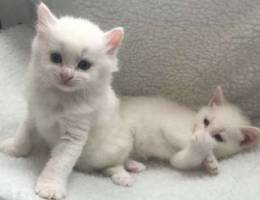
0,3,132,199
121,86,260,174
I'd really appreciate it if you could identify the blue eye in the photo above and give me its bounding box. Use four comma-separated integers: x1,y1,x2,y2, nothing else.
50,52,62,64
78,59,92,70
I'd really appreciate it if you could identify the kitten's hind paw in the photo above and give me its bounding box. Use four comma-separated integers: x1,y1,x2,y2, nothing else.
125,160,146,173
0,137,31,157
105,166,134,187
112,172,134,187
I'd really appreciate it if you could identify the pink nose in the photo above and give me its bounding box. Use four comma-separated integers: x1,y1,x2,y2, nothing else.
60,69,74,82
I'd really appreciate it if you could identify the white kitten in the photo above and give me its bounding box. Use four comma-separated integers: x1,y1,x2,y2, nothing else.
0,3,132,199
121,86,260,174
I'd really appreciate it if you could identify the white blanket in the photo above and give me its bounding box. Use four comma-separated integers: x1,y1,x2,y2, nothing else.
0,25,260,200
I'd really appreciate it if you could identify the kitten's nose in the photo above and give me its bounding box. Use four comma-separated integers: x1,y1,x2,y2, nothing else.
60,68,74,82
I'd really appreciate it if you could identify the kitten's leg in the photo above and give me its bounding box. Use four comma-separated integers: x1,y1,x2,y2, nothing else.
35,130,88,200
125,159,146,173
170,130,214,170
104,165,133,187
0,119,32,157
203,153,219,175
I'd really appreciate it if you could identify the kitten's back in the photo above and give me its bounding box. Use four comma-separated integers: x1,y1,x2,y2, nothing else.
121,96,193,118
120,96,196,159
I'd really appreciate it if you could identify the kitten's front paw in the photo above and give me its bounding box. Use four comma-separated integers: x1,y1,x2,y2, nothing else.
191,130,214,155
203,154,219,175
35,180,66,200
0,137,30,157
112,171,133,187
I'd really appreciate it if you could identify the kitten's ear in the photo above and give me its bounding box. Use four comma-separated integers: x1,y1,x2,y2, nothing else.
240,126,260,147
208,86,225,107
104,27,124,55
37,2,57,32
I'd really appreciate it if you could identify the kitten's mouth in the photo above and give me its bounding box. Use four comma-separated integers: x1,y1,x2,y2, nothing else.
57,81,77,92
61,80,73,87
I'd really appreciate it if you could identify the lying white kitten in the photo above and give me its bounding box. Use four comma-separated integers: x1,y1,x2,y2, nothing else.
0,3,132,199
121,86,260,174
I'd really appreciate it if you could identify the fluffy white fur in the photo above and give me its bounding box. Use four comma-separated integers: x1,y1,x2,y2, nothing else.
1,24,260,200
1,4,260,200
0,3,131,200
120,86,260,174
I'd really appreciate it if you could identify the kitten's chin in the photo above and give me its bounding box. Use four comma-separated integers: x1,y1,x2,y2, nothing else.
56,83,79,92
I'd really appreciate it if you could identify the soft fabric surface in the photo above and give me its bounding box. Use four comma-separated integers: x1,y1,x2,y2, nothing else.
0,25,260,200
42,0,260,118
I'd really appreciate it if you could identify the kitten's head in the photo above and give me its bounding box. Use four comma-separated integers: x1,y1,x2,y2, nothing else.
194,86,260,159
31,3,124,92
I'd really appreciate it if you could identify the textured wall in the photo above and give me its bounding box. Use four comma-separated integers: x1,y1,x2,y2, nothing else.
0,0,35,29
7,0,260,118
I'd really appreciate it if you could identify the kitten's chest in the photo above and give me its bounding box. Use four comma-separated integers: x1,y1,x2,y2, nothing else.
32,95,93,147
34,97,65,124
32,100,65,144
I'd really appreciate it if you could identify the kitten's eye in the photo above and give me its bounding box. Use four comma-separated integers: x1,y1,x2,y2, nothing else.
212,134,224,142
78,59,92,70
204,118,210,127
50,52,62,64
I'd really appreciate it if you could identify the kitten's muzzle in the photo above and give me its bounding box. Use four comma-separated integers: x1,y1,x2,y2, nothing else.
60,68,74,83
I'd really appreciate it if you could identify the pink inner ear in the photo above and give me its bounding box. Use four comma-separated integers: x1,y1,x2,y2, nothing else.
106,28,124,55
240,127,258,146
37,3,57,32
240,134,254,146
208,86,224,106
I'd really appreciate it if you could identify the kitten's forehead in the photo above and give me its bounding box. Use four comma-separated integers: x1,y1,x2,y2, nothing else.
50,17,105,52
56,41,89,60
212,105,250,128
198,104,249,130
